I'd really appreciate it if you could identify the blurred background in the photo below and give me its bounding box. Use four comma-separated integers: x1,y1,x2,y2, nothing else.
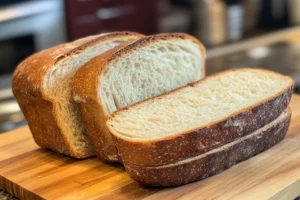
0,0,300,133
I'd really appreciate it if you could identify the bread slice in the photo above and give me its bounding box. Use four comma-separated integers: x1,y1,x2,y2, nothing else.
107,68,294,166
124,108,291,186
72,33,206,162
12,32,144,158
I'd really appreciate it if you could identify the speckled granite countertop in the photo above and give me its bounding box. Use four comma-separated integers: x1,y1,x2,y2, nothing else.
0,189,17,200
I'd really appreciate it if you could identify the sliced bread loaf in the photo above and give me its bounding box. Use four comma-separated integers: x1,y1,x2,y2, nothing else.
12,32,144,158
107,68,294,166
72,33,206,162
125,108,291,186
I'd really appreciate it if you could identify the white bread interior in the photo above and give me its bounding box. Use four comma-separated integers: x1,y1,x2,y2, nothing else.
108,69,293,140
99,39,204,115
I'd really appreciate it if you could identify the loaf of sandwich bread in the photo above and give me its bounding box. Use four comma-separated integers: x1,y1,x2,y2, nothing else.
12,32,144,158
125,108,291,186
107,68,294,166
72,33,206,162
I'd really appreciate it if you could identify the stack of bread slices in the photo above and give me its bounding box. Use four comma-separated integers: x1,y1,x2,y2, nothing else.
13,32,294,186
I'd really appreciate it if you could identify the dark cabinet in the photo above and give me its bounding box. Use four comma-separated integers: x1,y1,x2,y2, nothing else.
65,0,158,41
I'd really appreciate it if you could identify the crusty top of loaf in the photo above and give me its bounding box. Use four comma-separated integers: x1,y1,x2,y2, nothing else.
107,33,206,64
72,33,206,105
12,32,144,98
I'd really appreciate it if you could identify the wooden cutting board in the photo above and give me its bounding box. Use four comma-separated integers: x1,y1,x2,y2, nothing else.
1,95,300,200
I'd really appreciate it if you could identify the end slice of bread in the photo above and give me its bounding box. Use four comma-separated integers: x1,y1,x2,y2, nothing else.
107,68,294,166
124,108,291,186
72,33,206,162
13,32,144,158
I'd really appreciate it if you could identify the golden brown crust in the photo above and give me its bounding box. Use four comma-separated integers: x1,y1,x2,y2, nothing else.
105,33,206,77
15,94,75,156
12,32,144,158
124,109,291,186
72,33,206,162
107,68,294,166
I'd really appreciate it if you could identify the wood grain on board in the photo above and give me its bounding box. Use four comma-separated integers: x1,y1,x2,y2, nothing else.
0,95,300,200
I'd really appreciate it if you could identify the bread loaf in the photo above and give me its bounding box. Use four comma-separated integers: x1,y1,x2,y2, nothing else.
72,33,206,162
12,32,144,158
125,108,291,186
107,68,294,166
